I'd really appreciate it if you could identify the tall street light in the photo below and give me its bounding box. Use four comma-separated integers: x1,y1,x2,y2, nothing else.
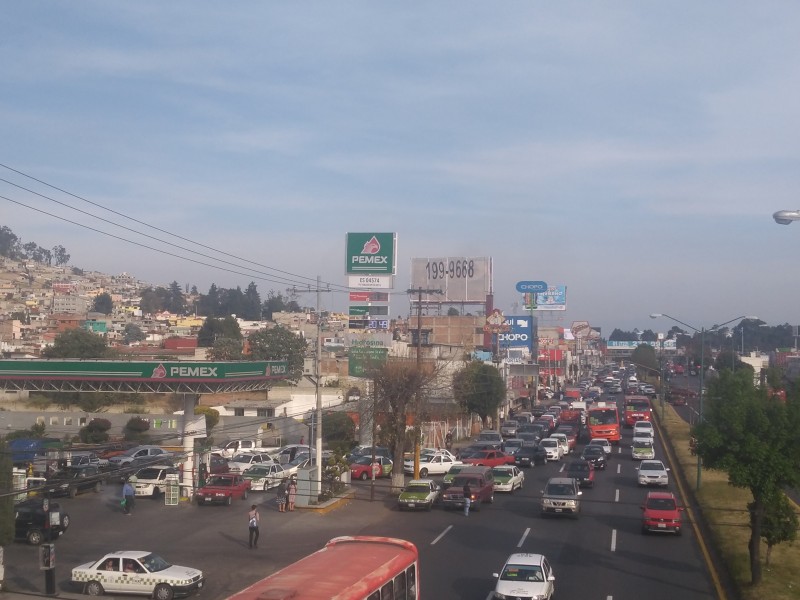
649,313,758,491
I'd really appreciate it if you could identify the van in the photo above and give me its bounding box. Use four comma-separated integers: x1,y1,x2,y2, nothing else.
440,466,495,511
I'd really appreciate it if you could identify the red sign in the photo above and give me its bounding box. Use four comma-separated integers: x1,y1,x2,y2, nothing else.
349,291,390,302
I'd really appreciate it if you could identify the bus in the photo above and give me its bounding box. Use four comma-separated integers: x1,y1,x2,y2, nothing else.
225,536,419,600
623,395,652,427
586,403,621,444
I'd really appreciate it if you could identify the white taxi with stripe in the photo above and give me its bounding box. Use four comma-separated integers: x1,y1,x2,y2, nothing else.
72,550,204,599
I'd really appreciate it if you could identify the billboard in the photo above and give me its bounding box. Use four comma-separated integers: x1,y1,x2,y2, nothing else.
346,233,396,275
498,315,536,351
606,340,677,351
409,257,491,303
524,285,567,311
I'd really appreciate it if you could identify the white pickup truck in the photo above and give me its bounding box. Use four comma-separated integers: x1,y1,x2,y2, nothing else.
217,439,279,459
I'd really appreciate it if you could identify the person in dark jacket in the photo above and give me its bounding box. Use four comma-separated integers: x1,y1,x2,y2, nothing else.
463,481,472,517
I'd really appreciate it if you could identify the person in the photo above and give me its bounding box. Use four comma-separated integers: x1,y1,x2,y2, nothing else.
287,477,297,511
299,435,304,445
463,481,472,517
122,478,135,515
123,560,138,573
275,480,287,512
445,432,453,451
198,462,208,488
104,559,117,571
248,504,260,549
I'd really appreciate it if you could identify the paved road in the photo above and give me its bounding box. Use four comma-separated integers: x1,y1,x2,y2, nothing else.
5,409,718,599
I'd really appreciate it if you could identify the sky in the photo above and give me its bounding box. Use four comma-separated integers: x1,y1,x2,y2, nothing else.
2,2,800,335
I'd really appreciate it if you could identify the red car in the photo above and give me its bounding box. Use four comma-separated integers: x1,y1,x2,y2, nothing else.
565,459,595,488
462,450,515,468
195,474,251,506
641,491,684,535
349,456,393,480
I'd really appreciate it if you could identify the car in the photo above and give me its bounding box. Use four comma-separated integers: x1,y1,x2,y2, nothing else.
272,444,315,465
227,452,275,474
107,445,172,468
208,453,230,474
580,446,607,470
475,430,504,445
637,460,670,487
500,421,518,438
587,438,613,456
540,476,582,518
631,439,656,461
280,455,312,479
133,465,179,499
349,455,393,480
564,460,595,488
516,432,542,447
461,450,516,468
549,433,570,456
502,438,525,455
518,423,547,439
403,452,462,477
71,550,204,599
643,385,657,395
492,553,555,600
15,498,69,545
539,438,563,462
492,465,524,493
641,491,684,535
441,466,495,511
242,462,287,491
195,473,251,505
42,465,104,498
346,446,391,463
397,479,440,511
514,444,548,468
633,421,655,437
442,464,468,489
555,426,578,451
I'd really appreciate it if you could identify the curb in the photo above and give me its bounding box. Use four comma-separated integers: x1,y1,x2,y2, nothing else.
297,489,355,515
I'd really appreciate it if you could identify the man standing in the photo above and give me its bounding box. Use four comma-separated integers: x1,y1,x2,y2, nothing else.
248,504,260,549
463,481,472,517
122,477,135,515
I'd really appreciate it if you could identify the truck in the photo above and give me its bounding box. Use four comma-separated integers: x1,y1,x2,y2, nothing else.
560,401,586,427
217,439,280,459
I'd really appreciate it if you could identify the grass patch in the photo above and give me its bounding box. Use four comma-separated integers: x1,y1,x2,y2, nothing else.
657,403,800,600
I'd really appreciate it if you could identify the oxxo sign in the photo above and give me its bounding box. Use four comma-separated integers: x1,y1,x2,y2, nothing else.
515,280,548,293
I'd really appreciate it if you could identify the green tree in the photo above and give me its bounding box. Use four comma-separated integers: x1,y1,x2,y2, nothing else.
447,307,460,316
0,438,14,547
92,292,114,314
78,418,111,443
167,281,186,314
322,412,356,448
123,416,150,442
452,361,505,427
630,344,658,373
42,328,109,358
247,326,307,384
194,406,220,432
758,493,799,567
52,244,70,266
197,316,242,347
694,369,800,584
123,323,147,345
0,226,21,258
207,337,244,361
243,282,262,320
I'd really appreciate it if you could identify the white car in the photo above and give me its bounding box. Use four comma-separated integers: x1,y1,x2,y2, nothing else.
637,459,670,486
549,433,570,456
492,465,525,493
587,438,613,456
493,553,555,600
132,465,179,499
539,438,563,462
633,421,654,438
242,462,287,491
403,453,462,477
631,439,656,461
227,452,275,473
71,551,204,599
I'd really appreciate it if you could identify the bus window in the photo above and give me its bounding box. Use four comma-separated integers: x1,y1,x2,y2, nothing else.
393,572,406,599
381,580,394,600
407,565,417,599
368,593,380,600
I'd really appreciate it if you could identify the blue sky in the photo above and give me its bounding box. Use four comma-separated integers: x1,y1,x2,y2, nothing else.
3,2,800,334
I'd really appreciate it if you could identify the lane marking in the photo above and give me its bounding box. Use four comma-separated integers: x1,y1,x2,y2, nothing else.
559,463,565,473
431,525,452,545
615,489,619,503
610,528,617,552
617,463,621,475
517,527,530,548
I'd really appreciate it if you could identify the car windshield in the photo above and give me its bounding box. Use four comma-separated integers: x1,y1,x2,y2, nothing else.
478,433,501,441
353,456,374,466
206,476,232,486
231,454,254,463
633,440,653,449
52,469,81,479
288,456,309,467
406,484,431,493
140,553,171,573
545,483,575,496
588,410,617,425
500,564,544,582
640,462,664,471
541,440,556,447
492,468,513,477
244,466,268,475
567,463,588,473
583,447,603,456
646,497,677,510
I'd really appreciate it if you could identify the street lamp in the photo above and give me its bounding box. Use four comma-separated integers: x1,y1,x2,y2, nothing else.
773,209,800,225
649,312,758,491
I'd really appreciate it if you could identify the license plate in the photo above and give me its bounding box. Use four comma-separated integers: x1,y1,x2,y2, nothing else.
408,503,415,508
658,523,666,528
204,497,213,502
554,508,562,512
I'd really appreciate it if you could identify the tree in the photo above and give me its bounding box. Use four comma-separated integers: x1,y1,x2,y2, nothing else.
194,406,220,432
758,493,799,567
207,337,244,361
447,307,460,316
197,316,242,347
92,292,114,315
122,323,147,345
0,226,21,258
243,282,262,320
167,281,186,314
694,369,800,584
630,344,658,373
247,326,307,384
322,412,356,451
123,416,150,442
78,418,111,443
42,328,109,358
452,361,505,427
52,244,70,266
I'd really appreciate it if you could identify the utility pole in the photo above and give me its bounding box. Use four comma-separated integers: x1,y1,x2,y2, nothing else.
407,286,442,479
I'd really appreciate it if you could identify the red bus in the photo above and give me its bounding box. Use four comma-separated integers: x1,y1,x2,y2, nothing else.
225,536,419,600
623,395,652,427
586,403,621,444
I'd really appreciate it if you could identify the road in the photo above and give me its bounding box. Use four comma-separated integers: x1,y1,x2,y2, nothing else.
6,405,717,599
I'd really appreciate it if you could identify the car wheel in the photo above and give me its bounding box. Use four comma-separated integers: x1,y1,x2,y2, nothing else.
263,482,270,492
676,528,682,536
152,487,160,499
226,495,232,506
360,472,369,481
27,529,43,545
153,583,174,600
62,514,70,529
85,581,104,596
93,482,101,493
69,486,78,498
488,493,494,504
419,468,428,477
243,489,248,500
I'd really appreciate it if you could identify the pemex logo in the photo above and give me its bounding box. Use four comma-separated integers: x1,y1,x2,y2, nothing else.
361,236,381,254
151,364,167,379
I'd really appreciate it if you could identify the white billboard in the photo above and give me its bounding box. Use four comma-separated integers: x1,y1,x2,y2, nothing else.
409,257,492,303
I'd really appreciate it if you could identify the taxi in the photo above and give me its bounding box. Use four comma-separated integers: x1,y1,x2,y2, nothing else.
72,550,204,598
397,479,440,511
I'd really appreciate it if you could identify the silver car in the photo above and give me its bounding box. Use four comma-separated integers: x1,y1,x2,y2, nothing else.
637,459,670,486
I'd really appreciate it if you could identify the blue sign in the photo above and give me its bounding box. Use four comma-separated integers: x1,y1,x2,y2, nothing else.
499,315,536,351
516,280,548,293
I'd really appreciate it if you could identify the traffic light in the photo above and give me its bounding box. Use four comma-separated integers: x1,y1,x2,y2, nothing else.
39,543,55,570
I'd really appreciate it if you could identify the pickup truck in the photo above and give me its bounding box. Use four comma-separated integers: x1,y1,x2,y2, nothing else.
217,440,279,459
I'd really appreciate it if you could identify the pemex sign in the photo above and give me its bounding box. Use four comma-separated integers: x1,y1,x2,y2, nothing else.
345,232,396,275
